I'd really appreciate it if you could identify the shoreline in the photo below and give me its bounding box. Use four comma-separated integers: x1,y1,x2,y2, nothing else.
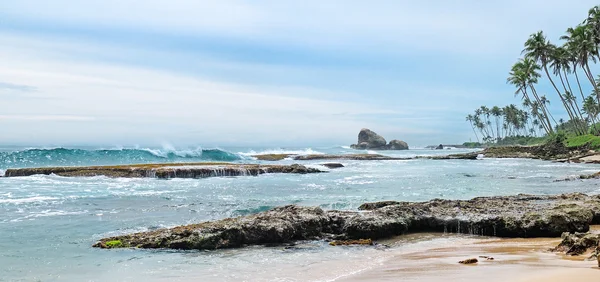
338,229,600,282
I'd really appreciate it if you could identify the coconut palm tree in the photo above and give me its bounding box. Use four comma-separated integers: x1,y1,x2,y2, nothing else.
561,25,600,102
524,32,582,134
507,58,554,134
465,114,480,143
585,6,600,55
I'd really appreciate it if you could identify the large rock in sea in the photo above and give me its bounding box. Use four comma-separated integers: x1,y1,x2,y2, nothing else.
388,140,409,150
349,128,408,150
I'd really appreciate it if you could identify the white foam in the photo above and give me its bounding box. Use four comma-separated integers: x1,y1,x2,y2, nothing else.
238,148,325,156
0,196,59,204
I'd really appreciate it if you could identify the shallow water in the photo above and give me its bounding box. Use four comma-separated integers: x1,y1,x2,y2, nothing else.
1,146,600,281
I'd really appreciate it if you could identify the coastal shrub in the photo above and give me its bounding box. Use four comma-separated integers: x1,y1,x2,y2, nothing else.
565,134,600,150
105,240,123,248
462,142,483,148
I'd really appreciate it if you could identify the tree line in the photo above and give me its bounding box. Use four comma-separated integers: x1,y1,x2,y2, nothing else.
468,5,600,143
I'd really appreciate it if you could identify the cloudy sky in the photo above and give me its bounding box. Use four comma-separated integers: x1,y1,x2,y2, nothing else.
1,1,599,147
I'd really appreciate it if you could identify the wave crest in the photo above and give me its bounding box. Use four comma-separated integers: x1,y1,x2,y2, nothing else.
0,147,242,169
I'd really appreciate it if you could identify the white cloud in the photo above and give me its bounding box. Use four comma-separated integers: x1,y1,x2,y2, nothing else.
0,34,438,145
3,0,598,55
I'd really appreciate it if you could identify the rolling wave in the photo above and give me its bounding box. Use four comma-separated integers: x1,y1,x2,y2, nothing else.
0,147,242,169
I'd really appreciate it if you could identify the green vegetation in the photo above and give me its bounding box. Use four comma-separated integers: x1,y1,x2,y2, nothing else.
564,134,600,149
462,142,483,148
467,5,600,143
105,240,123,248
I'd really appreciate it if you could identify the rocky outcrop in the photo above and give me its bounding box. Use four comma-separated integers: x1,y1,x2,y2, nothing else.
3,163,324,179
253,154,295,161
436,144,444,150
388,140,409,150
350,129,408,150
552,232,600,257
294,154,410,161
94,193,600,250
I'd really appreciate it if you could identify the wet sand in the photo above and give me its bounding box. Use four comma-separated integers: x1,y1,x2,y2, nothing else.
338,227,600,282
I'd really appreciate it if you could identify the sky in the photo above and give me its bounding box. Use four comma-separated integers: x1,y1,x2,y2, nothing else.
1,0,599,147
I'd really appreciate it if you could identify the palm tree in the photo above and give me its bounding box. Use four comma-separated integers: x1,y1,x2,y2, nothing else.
490,106,503,140
507,58,554,134
465,114,480,143
524,31,583,134
561,25,600,102
585,6,600,55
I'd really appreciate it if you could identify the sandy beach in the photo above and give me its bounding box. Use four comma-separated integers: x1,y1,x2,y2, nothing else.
339,227,600,282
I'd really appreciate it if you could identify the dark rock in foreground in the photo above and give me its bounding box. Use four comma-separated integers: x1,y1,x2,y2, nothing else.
552,231,600,257
349,128,409,150
3,163,324,178
94,193,600,250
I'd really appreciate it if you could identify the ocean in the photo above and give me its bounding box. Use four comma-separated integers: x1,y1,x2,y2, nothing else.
1,146,600,281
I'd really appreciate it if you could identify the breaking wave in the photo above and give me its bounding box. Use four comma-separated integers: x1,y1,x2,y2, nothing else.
0,147,242,169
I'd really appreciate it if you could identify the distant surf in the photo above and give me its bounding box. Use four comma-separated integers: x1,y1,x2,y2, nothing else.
0,147,243,169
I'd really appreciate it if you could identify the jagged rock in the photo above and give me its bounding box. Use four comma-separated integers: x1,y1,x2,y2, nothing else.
94,193,600,251
358,201,401,210
3,163,324,179
459,258,478,264
388,140,409,150
552,232,600,256
436,144,444,150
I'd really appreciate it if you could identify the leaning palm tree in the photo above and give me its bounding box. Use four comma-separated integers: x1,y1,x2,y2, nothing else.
524,31,582,134
561,25,600,102
507,58,554,134
465,114,480,143
585,6,600,55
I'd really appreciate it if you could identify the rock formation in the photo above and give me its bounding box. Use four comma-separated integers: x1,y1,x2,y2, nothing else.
349,129,408,150
3,163,323,179
94,193,600,251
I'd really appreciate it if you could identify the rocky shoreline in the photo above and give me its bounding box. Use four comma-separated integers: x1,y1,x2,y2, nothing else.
2,163,325,178
93,193,600,250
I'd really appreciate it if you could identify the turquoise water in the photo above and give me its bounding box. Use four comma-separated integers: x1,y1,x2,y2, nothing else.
1,146,600,281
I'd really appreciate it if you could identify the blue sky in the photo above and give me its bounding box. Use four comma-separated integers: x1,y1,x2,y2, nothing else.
1,0,599,147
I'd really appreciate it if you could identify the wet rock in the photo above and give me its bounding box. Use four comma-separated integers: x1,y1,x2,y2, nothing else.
436,144,444,150
421,152,479,160
94,193,600,251
552,232,600,256
253,154,295,161
329,239,373,246
294,154,409,161
459,258,478,264
4,163,324,178
321,163,344,169
358,201,402,211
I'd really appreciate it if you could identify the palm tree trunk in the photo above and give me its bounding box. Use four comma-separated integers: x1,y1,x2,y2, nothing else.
529,86,555,134
558,71,585,135
575,68,599,129
584,62,600,103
